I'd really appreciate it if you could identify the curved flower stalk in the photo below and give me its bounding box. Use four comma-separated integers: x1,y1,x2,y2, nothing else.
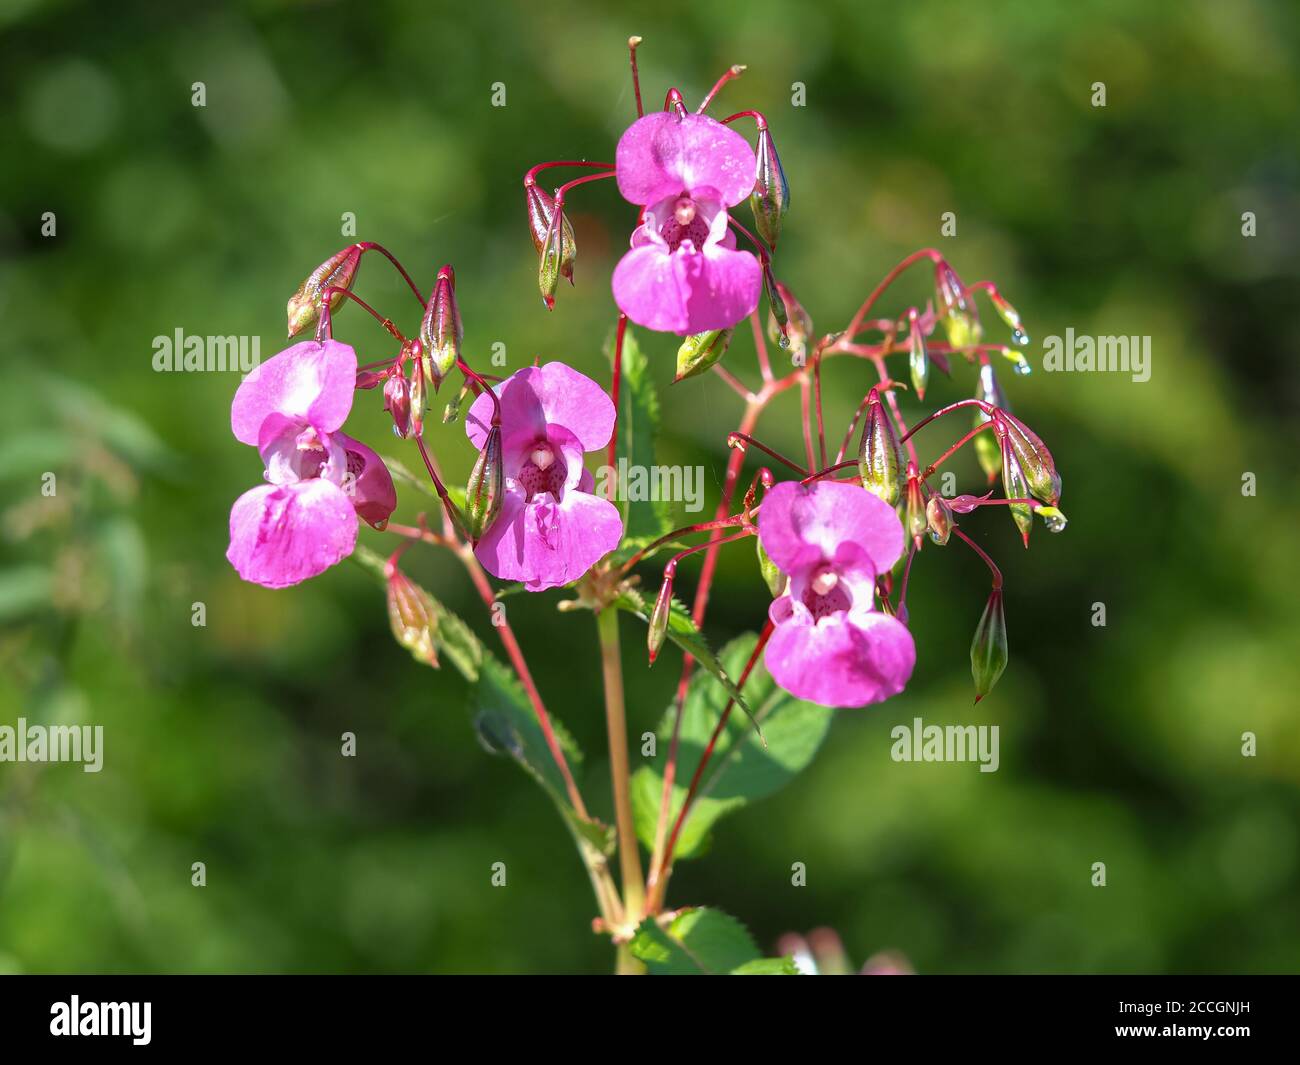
226,37,1068,975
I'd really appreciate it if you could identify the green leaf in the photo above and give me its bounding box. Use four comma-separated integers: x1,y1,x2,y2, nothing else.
612,585,758,733
606,323,672,545
630,908,790,975
731,956,801,975
471,655,612,855
630,632,835,860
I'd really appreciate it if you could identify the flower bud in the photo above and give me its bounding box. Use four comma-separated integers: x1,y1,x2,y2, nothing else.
287,245,362,337
647,576,673,663
356,369,385,390
997,345,1032,376
419,265,462,392
756,536,787,598
464,425,503,545
948,491,993,514
973,362,1006,483
764,267,790,349
675,328,733,382
857,388,903,506
767,281,812,362
994,411,1061,506
970,588,1007,703
905,476,927,548
407,359,427,435
384,371,412,439
934,259,981,350
525,182,575,283
442,381,472,424
538,198,575,310
1035,505,1068,533
750,124,790,251
926,494,953,546
999,433,1034,547
989,290,1029,347
907,308,929,401
386,561,440,669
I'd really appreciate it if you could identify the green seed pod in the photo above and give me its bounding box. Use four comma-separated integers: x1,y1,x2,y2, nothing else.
286,245,361,337
464,425,503,545
750,125,789,251
857,389,903,506
970,588,1008,703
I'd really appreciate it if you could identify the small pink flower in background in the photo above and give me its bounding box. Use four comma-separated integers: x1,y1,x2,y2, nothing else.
759,480,915,707
228,339,396,589
465,362,623,591
612,112,762,335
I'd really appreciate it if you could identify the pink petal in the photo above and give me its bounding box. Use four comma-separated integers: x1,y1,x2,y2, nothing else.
231,340,357,446
759,481,904,579
611,243,761,336
473,489,623,592
466,363,615,455
615,113,757,207
227,480,357,588
335,431,397,529
765,612,916,708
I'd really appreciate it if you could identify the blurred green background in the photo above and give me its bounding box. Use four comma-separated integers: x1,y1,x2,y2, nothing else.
1,0,1297,974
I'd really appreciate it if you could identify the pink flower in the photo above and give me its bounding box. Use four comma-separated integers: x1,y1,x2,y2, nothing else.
465,362,623,591
612,112,762,335
228,339,396,588
758,480,916,707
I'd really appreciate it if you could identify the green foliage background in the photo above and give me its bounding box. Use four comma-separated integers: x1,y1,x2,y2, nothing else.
1,0,1297,973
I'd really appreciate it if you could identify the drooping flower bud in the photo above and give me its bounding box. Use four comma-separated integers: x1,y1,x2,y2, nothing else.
385,560,440,669
857,388,903,506
442,381,472,424
934,259,981,351
904,475,927,549
948,490,994,513
464,425,503,545
384,371,412,439
999,434,1034,547
286,245,361,337
1035,505,1068,533
750,124,790,251
988,289,1029,347
419,265,462,392
766,281,812,362
647,575,673,663
756,536,787,598
525,182,575,283
764,267,789,349
907,308,929,400
970,588,1007,703
997,345,1032,376
973,362,1006,483
994,411,1061,506
538,195,575,310
356,368,385,390
408,358,427,435
926,494,953,546
675,328,733,382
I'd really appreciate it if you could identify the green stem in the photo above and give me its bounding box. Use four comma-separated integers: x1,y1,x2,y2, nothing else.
597,607,645,932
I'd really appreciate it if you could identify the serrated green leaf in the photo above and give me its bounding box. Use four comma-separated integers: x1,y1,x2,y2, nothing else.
607,323,672,544
630,632,835,860
612,585,758,733
629,907,764,974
